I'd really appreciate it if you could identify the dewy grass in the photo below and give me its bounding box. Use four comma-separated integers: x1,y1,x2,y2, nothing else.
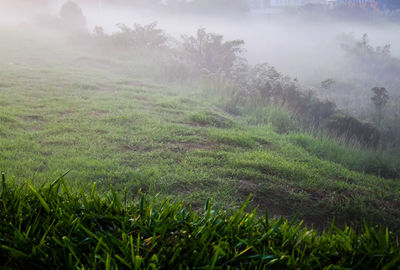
288,132,400,179
1,175,399,269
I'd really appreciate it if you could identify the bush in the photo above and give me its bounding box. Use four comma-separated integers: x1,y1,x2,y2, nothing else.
268,108,296,134
92,22,168,50
325,113,380,148
233,63,337,129
182,28,244,77
59,1,86,32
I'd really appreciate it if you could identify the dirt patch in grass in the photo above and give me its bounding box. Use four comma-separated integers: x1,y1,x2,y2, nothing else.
119,143,155,153
40,150,54,157
0,115,16,123
117,80,160,89
23,115,44,121
156,108,185,116
42,140,74,147
0,82,12,88
72,83,100,91
90,110,109,118
73,57,113,67
189,111,233,128
168,182,198,195
168,142,216,152
236,179,336,228
179,98,197,105
0,129,8,138
60,110,75,118
237,177,400,230
238,180,258,193
133,95,150,102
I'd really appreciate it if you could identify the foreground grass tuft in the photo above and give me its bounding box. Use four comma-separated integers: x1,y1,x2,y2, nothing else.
1,174,399,269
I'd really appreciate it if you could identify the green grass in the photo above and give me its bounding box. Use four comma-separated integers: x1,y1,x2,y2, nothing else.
0,26,400,236
288,132,400,179
1,176,399,269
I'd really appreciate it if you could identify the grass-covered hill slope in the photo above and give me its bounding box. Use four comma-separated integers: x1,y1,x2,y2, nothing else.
1,27,400,232
1,177,399,269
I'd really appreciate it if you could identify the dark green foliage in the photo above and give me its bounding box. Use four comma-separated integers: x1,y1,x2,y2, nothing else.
267,108,295,133
182,28,244,76
190,111,233,128
325,113,380,148
1,178,399,269
371,87,389,108
371,86,390,126
59,1,86,32
289,133,400,179
234,63,337,128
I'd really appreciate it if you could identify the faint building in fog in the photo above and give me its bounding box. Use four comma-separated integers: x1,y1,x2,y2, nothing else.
249,0,326,9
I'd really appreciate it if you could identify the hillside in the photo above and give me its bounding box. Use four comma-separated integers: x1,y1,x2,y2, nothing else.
1,27,400,228
0,26,400,268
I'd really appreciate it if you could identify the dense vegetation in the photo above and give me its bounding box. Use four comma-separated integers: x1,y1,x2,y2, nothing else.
1,176,399,269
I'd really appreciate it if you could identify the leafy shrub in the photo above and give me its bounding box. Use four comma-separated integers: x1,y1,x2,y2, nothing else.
93,22,168,49
59,1,86,32
182,28,244,77
233,63,337,129
325,113,380,148
371,86,389,126
267,108,296,134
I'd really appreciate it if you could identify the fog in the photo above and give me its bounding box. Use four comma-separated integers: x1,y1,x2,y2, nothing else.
1,1,400,117
43,2,400,88
2,2,400,81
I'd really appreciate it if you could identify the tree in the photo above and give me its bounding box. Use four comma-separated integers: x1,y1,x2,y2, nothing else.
321,79,335,90
371,87,389,126
182,28,244,76
59,1,86,32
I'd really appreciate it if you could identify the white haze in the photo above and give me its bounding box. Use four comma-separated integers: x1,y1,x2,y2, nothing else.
2,1,400,87
52,3,400,85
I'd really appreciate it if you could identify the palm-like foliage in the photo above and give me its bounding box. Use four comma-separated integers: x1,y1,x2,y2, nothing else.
1,173,399,269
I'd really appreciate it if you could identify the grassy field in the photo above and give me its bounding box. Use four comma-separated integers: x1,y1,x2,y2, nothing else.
1,26,400,235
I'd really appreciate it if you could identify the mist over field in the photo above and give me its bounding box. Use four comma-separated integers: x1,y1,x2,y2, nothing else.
51,2,400,76
3,1,400,109
47,2,400,116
